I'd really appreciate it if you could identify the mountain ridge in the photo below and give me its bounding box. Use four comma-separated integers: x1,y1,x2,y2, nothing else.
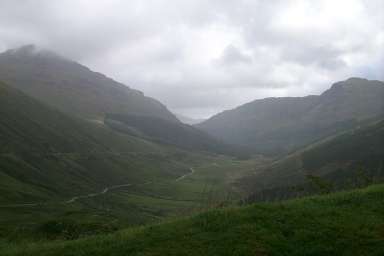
197,78,384,155
0,80,207,205
0,45,178,122
238,118,384,202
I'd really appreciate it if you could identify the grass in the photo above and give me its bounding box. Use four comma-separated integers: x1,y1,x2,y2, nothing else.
1,80,262,239
0,157,260,241
2,183,384,255
239,120,384,202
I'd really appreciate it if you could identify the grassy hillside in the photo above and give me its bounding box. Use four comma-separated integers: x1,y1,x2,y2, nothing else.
0,45,178,121
3,184,384,255
239,120,384,202
0,81,220,237
0,80,185,203
105,113,247,156
0,80,260,240
198,78,384,155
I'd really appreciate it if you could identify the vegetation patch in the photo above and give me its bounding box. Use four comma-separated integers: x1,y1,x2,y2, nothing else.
2,184,384,256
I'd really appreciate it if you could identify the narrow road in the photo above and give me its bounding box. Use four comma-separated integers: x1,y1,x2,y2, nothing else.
65,181,154,204
0,182,151,207
65,184,130,204
0,167,196,208
175,167,195,182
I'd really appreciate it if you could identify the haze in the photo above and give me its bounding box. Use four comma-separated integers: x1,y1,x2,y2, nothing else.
0,0,383,118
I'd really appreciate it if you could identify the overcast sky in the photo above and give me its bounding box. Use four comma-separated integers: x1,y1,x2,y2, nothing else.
0,0,383,118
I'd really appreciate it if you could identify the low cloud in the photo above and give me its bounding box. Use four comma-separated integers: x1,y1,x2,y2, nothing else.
0,0,383,118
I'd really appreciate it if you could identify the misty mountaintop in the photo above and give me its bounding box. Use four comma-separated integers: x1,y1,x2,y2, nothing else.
0,45,178,122
197,77,384,155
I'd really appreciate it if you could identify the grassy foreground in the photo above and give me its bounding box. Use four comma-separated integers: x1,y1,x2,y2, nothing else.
2,184,384,255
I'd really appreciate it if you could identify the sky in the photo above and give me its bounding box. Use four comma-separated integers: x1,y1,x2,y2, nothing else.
0,0,383,118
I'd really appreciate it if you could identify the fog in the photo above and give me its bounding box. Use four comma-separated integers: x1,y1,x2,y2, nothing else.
0,0,383,118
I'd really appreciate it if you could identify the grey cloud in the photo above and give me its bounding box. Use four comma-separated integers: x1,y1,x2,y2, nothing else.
215,45,252,66
279,44,347,69
0,0,383,118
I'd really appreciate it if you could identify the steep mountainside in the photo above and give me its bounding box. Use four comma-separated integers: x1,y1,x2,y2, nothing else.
0,81,202,205
0,45,177,121
198,78,384,155
238,119,384,201
104,114,245,156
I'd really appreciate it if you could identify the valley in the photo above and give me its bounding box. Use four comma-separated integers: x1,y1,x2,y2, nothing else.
0,44,383,255
0,155,262,241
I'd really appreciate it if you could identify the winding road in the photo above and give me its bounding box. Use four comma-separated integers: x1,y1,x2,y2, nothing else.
175,167,195,182
0,167,196,208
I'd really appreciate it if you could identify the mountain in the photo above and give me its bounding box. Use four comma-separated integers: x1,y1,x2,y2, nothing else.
1,80,261,241
175,113,206,125
0,45,178,121
197,78,384,155
4,184,384,255
0,80,188,204
104,113,244,156
238,119,384,202
0,80,224,234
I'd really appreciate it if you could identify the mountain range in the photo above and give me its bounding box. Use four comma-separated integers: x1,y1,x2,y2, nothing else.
175,114,206,125
104,113,241,155
0,45,383,253
0,80,202,205
197,78,384,155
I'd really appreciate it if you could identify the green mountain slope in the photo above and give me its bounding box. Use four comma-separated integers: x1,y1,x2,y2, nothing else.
239,119,384,201
0,81,177,203
104,113,246,156
198,78,384,155
0,81,257,239
3,184,384,256
0,80,212,225
0,45,177,121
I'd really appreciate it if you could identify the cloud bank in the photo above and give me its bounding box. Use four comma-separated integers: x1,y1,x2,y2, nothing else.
0,0,383,118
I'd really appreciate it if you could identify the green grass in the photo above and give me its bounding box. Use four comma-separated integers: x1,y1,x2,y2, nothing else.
0,156,260,241
239,120,384,201
2,184,384,256
0,81,262,239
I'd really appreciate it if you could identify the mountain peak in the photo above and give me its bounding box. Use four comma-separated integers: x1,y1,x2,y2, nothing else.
325,77,374,94
13,44,36,53
345,77,368,83
3,44,37,56
0,45,178,122
2,44,65,61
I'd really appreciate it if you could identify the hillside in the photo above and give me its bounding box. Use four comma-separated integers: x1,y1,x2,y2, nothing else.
197,78,384,155
238,119,384,202
0,80,220,234
3,184,384,256
0,45,177,121
104,113,245,156
0,80,177,203
0,80,261,241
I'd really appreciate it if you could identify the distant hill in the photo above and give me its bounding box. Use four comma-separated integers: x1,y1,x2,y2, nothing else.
0,45,178,121
238,119,384,201
197,78,384,155
104,113,246,156
175,113,206,125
